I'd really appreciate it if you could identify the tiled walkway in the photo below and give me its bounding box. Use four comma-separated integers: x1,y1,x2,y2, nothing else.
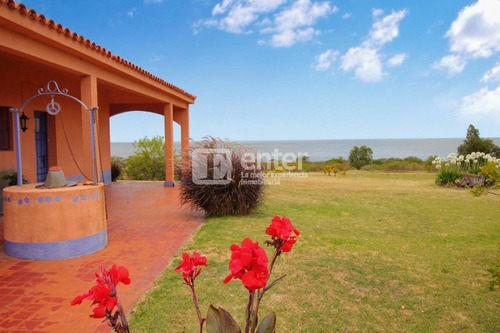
0,182,204,332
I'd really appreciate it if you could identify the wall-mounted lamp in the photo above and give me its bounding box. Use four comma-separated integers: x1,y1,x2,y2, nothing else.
20,112,29,132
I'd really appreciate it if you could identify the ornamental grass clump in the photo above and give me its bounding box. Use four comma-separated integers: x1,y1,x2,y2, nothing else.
179,137,264,216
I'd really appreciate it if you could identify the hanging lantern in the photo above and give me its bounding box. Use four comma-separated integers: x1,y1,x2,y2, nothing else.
20,112,29,132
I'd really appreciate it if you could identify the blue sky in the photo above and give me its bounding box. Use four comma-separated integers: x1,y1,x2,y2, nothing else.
21,0,500,142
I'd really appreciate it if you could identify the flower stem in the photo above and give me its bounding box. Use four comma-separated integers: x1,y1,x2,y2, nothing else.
245,290,255,333
116,300,130,333
190,280,205,333
250,248,282,333
268,248,281,279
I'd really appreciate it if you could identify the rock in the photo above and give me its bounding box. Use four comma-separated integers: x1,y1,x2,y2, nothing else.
458,174,485,187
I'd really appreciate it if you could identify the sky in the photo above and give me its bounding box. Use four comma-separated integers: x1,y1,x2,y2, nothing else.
20,0,500,142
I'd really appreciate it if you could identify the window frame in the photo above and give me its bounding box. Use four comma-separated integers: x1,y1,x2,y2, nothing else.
0,106,13,151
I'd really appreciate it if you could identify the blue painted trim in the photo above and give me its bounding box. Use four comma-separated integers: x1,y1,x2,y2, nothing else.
67,174,85,182
66,171,111,185
102,169,112,185
164,181,176,187
4,230,108,260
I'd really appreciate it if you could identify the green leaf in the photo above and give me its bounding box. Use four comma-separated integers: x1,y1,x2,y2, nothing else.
206,305,242,333
255,312,276,333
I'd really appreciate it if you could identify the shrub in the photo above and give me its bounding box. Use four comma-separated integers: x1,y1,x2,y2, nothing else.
370,157,426,172
125,136,165,181
179,137,264,216
349,145,373,170
110,156,126,182
480,162,500,187
432,152,500,186
435,170,463,186
1,171,28,186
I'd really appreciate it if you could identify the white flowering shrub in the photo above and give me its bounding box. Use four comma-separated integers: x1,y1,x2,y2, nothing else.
433,152,500,186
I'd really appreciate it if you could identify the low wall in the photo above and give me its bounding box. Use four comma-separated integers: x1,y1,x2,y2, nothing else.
2,183,107,260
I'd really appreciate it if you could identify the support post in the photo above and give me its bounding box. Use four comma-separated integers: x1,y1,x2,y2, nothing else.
164,103,175,187
89,107,99,185
10,108,23,186
179,107,190,165
80,76,99,184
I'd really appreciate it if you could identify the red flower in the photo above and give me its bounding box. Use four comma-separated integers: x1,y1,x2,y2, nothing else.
223,238,269,290
71,265,130,319
88,280,118,318
175,252,208,286
107,265,131,286
266,215,300,252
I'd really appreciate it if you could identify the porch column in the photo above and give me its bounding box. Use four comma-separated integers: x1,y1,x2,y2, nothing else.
164,103,175,186
80,75,100,183
176,107,190,164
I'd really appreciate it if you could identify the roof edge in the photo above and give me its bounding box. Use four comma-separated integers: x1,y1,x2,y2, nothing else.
0,0,197,101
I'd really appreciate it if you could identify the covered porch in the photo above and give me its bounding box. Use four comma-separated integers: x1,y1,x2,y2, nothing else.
1,1,196,186
0,182,204,332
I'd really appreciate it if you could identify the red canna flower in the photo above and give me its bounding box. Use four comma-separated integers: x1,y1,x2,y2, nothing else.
266,215,300,252
107,264,131,286
88,280,117,318
71,265,130,319
223,238,269,290
175,252,208,286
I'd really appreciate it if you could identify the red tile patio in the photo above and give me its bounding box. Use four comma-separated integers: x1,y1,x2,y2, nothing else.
0,182,204,332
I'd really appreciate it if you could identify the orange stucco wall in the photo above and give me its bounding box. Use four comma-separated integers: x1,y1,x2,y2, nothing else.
3,183,106,242
0,56,111,183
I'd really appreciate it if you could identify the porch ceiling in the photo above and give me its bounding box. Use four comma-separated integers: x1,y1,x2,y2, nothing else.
0,49,169,108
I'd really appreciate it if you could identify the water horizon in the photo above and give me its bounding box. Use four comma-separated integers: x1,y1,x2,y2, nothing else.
111,137,500,162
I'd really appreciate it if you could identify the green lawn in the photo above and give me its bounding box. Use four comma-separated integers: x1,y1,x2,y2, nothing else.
128,172,500,332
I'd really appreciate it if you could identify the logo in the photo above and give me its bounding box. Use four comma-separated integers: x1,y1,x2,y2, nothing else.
191,148,232,185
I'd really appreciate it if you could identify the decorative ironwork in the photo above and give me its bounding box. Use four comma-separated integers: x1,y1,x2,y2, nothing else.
38,80,69,95
10,80,99,186
46,97,61,115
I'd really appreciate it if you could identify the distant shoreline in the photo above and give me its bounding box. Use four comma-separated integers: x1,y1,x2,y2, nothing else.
111,138,500,161
111,137,500,144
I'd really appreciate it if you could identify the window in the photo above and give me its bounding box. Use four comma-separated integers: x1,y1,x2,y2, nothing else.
0,107,12,150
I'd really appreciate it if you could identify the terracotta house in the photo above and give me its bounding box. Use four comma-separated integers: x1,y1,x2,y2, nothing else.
0,0,195,191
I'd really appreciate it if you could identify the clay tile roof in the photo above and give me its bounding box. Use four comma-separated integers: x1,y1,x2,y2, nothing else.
1,0,196,100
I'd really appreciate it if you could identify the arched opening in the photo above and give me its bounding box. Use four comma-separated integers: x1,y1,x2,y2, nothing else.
109,110,182,183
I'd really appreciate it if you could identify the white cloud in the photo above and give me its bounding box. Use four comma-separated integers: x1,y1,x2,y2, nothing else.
387,53,407,67
219,4,259,33
372,8,383,18
263,0,336,47
342,13,351,19
144,0,164,4
368,9,407,47
212,0,235,15
481,63,500,83
460,85,500,120
314,49,339,71
196,0,336,47
202,0,287,34
268,27,317,47
435,0,500,75
340,47,383,82
432,54,466,75
339,9,408,82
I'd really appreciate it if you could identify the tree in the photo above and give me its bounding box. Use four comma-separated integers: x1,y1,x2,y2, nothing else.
457,124,500,157
125,136,166,180
349,145,373,170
